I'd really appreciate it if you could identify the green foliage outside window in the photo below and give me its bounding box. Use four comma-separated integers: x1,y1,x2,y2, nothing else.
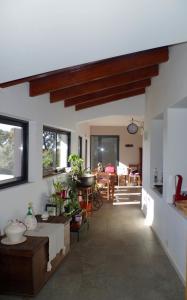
0,128,14,174
42,149,53,168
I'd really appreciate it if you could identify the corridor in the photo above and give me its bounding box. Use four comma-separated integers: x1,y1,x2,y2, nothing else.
1,199,184,300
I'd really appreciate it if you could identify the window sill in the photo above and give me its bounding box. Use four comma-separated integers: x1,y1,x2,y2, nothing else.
0,179,28,190
43,171,67,179
168,203,187,221
152,184,163,195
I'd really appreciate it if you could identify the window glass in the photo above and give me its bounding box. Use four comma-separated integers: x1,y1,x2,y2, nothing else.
43,129,56,170
90,135,119,169
43,127,70,176
0,116,28,188
57,133,68,168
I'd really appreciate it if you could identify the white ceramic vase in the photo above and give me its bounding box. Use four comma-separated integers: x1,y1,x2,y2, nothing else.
24,215,37,230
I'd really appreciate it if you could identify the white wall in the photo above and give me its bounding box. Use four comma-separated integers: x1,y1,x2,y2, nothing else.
165,108,187,202
143,42,187,282
75,122,91,168
150,119,163,186
0,84,145,233
1,1,187,82
90,126,142,168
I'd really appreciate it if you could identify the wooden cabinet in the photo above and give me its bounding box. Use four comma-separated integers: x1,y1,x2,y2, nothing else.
0,236,49,296
0,215,71,297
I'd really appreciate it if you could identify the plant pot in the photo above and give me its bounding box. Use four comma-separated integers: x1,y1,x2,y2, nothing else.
77,174,95,187
79,201,92,212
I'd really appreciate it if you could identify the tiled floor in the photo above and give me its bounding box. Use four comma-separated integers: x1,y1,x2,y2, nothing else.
0,188,184,300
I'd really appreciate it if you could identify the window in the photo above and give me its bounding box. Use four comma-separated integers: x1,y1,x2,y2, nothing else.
90,135,119,169
43,126,71,176
0,115,28,189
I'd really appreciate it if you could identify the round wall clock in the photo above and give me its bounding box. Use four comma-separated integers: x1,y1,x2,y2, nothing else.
127,121,138,134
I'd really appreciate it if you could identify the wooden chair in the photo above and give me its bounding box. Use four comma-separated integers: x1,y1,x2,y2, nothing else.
108,173,116,199
117,166,129,186
96,172,116,200
128,164,141,186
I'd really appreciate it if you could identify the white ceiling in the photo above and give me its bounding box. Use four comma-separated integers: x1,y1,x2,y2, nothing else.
1,0,187,82
87,115,144,127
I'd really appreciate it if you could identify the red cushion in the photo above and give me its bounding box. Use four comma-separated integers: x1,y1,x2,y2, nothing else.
105,166,115,173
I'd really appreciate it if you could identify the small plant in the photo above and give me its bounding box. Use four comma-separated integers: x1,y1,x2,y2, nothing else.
51,179,68,214
53,180,64,193
51,193,62,205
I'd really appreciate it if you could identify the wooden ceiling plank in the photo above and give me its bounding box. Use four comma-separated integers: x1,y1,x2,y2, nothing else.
64,78,150,107
50,65,158,102
30,47,168,96
75,88,145,111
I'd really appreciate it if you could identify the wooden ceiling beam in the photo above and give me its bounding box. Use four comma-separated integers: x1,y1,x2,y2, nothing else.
50,65,158,103
0,77,31,88
75,88,145,111
64,79,150,107
30,47,168,97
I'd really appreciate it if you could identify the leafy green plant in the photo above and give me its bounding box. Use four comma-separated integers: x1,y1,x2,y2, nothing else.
51,193,62,205
66,174,77,191
66,175,80,210
50,178,68,214
0,128,14,172
53,180,63,193
68,154,84,177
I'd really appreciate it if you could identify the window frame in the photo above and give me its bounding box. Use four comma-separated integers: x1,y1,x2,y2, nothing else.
78,136,83,158
0,115,28,190
43,126,71,177
85,139,88,169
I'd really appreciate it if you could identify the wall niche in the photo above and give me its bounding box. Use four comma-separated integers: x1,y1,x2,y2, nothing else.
150,113,164,194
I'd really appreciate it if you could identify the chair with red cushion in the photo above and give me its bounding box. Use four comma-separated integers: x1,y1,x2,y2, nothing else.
128,164,141,186
104,164,115,174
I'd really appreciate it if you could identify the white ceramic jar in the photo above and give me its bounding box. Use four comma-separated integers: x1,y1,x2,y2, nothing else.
5,220,26,243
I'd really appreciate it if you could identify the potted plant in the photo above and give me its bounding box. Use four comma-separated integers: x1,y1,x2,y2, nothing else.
50,179,68,214
68,154,95,187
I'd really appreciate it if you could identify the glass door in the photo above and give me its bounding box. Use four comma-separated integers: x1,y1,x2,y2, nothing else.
90,135,119,169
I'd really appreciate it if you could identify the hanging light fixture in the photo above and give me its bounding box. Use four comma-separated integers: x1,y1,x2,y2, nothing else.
127,118,144,135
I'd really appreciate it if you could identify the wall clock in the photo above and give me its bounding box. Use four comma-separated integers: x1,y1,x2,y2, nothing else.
127,119,138,134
